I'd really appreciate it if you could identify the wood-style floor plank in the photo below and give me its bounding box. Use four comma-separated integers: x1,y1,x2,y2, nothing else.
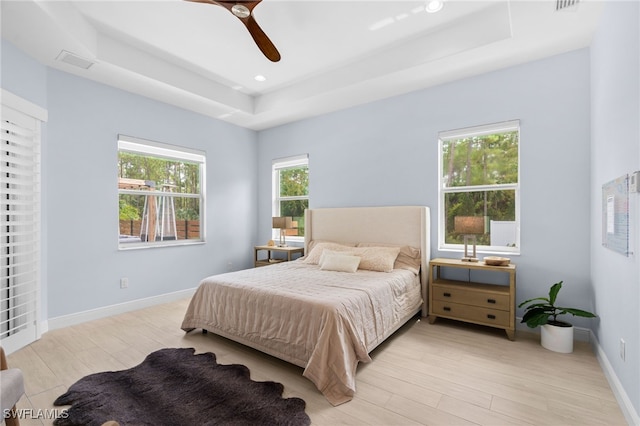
6,299,627,426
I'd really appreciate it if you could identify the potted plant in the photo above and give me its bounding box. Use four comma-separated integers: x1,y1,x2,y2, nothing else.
518,281,596,353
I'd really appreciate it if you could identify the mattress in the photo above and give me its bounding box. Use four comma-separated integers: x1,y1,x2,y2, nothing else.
181,260,421,405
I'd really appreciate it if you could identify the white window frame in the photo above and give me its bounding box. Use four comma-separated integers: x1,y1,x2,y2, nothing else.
117,135,206,250
272,154,309,244
438,120,520,255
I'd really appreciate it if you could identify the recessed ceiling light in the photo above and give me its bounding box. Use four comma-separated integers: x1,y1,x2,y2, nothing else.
254,75,266,82
425,0,444,13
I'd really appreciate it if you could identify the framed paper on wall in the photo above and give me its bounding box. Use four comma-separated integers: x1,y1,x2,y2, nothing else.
602,174,629,256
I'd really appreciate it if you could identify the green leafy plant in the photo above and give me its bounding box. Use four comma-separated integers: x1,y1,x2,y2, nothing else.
119,200,140,221
518,281,596,328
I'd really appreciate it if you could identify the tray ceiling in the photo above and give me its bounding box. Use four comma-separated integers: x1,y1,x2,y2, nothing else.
1,0,603,130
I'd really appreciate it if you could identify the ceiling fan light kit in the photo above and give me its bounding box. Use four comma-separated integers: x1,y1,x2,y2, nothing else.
185,0,281,62
231,4,250,18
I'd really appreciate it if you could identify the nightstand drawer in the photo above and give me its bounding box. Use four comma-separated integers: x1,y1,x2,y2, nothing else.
432,284,510,310
432,300,510,328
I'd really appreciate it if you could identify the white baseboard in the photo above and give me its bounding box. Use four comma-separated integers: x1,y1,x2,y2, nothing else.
46,288,197,331
591,331,640,426
573,326,591,342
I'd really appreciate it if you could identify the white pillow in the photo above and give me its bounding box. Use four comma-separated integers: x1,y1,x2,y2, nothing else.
320,253,361,273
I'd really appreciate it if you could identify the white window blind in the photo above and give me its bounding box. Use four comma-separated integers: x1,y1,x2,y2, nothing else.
1,93,45,354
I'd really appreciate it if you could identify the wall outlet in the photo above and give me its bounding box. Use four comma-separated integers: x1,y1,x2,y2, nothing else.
620,338,625,361
120,277,129,289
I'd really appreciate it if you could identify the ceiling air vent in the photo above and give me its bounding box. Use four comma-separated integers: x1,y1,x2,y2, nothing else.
556,0,580,11
55,50,95,70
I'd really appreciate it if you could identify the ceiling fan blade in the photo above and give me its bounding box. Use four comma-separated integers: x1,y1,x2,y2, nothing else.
185,0,281,62
243,14,281,62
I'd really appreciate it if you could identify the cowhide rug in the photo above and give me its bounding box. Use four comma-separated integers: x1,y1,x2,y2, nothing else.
53,347,310,426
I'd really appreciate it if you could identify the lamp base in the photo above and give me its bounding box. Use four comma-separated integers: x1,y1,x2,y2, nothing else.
462,235,479,263
278,229,286,247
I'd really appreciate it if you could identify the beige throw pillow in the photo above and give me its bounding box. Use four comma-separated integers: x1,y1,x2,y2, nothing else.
351,246,401,273
302,242,356,265
357,243,421,274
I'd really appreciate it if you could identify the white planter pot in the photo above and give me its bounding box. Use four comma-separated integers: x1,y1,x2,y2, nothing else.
541,323,574,353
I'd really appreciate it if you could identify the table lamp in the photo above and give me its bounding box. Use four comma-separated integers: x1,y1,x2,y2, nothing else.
272,216,293,247
454,216,485,262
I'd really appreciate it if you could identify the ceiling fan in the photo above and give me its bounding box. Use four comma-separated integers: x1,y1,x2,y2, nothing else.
185,0,281,62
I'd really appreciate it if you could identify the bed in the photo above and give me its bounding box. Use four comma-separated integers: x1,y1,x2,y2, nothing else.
181,206,430,405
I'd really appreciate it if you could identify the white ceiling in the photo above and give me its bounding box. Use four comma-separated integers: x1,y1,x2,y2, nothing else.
1,0,603,130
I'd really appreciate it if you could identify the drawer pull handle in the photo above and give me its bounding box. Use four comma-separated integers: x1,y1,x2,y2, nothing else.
487,314,496,320
443,292,451,297
443,306,451,312
487,299,496,304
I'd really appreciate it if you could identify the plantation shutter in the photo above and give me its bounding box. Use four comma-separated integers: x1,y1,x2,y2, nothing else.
1,92,46,354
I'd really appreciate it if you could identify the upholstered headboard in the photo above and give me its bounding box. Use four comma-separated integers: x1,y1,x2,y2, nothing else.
305,206,431,316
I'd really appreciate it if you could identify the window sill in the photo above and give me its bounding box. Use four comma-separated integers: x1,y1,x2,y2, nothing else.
118,240,205,251
272,236,304,244
438,247,521,257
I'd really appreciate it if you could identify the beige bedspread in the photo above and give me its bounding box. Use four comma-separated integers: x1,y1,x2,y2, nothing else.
181,260,421,405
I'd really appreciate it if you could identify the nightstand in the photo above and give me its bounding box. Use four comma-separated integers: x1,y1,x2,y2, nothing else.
254,245,304,267
427,258,516,340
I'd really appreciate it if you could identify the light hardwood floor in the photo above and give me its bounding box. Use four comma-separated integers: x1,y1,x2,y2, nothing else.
7,298,627,426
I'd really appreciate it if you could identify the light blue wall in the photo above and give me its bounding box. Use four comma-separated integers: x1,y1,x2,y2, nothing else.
44,69,258,317
259,48,594,325
1,40,47,109
590,0,640,418
2,40,259,319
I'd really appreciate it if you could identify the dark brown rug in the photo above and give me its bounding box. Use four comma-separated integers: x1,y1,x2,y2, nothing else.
53,347,310,426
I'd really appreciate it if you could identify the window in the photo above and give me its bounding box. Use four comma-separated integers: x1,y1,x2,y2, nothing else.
118,135,205,249
272,155,309,241
438,120,520,254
